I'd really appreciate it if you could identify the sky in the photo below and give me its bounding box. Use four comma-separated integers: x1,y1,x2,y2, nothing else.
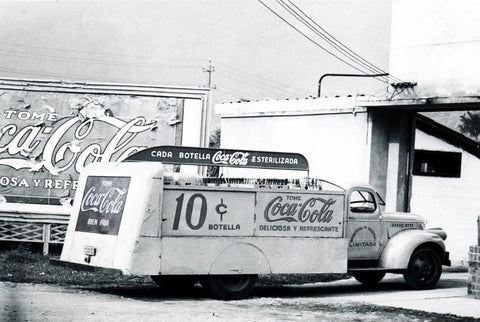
0,0,392,108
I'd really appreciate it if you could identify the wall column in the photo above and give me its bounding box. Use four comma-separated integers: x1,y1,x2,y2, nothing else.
385,110,416,212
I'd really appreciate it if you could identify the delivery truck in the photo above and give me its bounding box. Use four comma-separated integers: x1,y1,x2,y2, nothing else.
56,145,450,300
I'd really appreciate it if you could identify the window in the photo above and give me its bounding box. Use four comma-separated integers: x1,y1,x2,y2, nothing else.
350,190,377,213
413,150,462,178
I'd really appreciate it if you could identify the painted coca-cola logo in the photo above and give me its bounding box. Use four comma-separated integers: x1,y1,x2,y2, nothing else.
264,196,336,223
212,151,249,166
75,176,130,235
0,114,155,175
80,186,128,215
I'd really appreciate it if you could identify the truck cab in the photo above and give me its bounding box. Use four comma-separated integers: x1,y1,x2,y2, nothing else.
346,185,450,289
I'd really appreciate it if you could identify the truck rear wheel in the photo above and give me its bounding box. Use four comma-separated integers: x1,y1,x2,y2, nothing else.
151,275,199,290
352,271,386,286
403,248,442,290
201,275,257,300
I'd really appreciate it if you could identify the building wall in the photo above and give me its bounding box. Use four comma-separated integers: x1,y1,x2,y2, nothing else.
390,0,480,97
411,130,480,265
217,98,414,212
217,98,371,187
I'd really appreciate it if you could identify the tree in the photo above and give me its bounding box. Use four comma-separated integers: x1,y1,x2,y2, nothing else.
208,126,221,148
207,126,221,177
459,111,480,142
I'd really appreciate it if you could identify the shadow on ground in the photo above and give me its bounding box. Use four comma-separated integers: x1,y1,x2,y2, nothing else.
82,274,469,301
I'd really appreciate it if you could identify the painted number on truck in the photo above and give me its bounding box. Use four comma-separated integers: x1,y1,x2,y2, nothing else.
173,193,207,230
162,189,255,236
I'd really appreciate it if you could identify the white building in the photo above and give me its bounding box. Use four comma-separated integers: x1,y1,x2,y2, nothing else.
216,0,480,266
412,115,480,265
390,0,480,97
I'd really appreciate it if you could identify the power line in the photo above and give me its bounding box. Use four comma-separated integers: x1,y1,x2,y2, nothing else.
0,48,202,70
257,0,400,84
0,41,209,63
216,61,306,91
0,66,134,83
277,0,396,82
257,0,382,79
216,70,295,96
281,0,402,81
215,86,253,98
0,65,201,87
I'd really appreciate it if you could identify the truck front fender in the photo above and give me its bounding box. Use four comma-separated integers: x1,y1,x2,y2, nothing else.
209,243,271,275
379,230,446,270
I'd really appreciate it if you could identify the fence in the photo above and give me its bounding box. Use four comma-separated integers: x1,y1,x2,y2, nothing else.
0,203,71,255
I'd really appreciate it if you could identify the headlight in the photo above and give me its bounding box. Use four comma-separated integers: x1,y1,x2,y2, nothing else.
420,221,426,230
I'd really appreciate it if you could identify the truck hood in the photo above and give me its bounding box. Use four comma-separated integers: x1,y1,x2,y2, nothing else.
382,212,424,223
382,212,447,240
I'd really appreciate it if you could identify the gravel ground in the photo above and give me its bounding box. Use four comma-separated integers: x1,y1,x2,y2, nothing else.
2,274,477,322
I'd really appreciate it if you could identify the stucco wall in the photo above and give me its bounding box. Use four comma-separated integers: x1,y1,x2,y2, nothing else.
219,107,370,187
411,130,480,265
390,0,480,97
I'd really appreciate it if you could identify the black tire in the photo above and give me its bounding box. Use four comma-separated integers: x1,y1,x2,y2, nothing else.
403,248,442,290
352,271,386,286
201,275,257,300
151,275,199,290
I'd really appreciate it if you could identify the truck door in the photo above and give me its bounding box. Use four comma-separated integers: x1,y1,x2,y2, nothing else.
347,188,387,260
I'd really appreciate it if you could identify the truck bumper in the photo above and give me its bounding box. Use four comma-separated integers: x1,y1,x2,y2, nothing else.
443,251,451,266
50,258,123,275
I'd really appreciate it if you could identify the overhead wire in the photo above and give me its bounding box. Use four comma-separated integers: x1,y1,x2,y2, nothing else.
370,84,391,98
216,61,306,92
216,69,300,97
0,66,134,83
258,0,403,85
0,42,303,99
215,85,254,98
0,41,209,63
0,65,202,87
277,0,396,83
0,48,202,70
280,0,403,83
257,0,383,81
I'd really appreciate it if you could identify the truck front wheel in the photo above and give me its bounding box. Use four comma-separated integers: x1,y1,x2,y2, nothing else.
352,271,386,286
201,275,257,300
403,248,442,290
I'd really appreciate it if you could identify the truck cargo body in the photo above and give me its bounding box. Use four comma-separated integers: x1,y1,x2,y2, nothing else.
60,161,349,276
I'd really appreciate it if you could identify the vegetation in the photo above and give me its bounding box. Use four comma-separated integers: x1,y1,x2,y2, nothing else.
459,111,480,142
0,244,151,287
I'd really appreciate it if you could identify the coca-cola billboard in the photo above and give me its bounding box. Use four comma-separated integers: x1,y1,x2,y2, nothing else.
0,85,190,205
75,176,130,235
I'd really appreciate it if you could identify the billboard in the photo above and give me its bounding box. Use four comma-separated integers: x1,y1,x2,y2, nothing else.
0,80,209,205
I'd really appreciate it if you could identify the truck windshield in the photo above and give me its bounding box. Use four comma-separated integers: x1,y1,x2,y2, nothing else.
376,192,386,206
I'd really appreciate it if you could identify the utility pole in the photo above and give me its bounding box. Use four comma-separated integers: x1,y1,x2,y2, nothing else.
203,59,216,89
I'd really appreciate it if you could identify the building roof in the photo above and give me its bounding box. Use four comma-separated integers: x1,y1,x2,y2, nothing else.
416,114,480,158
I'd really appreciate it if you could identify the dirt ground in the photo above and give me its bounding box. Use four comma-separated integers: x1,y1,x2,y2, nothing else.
1,274,476,322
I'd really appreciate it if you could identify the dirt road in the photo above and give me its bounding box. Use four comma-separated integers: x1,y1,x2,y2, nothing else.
1,273,477,322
